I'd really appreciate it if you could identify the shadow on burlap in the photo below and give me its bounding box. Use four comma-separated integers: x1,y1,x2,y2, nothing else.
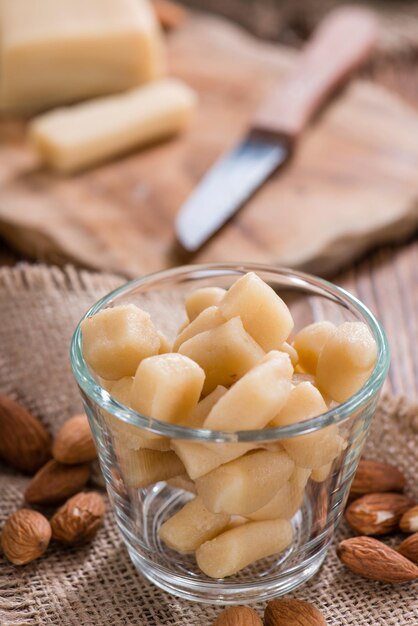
0,264,416,626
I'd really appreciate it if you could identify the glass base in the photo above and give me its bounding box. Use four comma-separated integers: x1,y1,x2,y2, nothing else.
127,544,328,604
116,483,332,604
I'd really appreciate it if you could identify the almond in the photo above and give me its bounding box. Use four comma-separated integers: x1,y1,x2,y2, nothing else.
345,492,415,535
0,394,50,474
399,504,418,533
337,536,418,582
349,459,405,498
25,459,90,505
51,491,106,545
213,606,263,626
1,509,51,565
398,533,418,564
52,414,97,465
264,598,326,626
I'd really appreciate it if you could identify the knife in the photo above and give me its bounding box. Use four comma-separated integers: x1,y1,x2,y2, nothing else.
175,6,377,253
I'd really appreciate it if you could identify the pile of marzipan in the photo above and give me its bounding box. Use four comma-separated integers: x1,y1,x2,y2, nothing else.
81,272,381,578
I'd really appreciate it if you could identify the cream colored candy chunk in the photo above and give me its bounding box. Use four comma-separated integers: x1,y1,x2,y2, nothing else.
111,376,133,406
272,382,344,469
196,450,294,515
248,467,310,521
104,377,133,444
178,317,264,396
107,376,170,451
219,272,294,351
0,0,164,113
166,474,197,494
30,78,196,173
181,385,227,428
115,445,184,488
223,515,248,531
316,322,377,402
173,306,226,352
131,353,204,424
159,496,230,553
185,287,226,321
81,304,160,380
310,462,333,483
203,351,292,431
196,519,292,578
293,321,336,374
291,372,317,386
157,331,171,354
278,342,299,366
98,377,116,392
173,402,250,479
171,440,255,480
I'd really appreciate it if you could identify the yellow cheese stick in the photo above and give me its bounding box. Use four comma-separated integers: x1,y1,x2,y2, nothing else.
29,79,197,173
0,0,164,112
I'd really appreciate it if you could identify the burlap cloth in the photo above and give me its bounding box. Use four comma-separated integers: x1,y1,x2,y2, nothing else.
0,264,417,626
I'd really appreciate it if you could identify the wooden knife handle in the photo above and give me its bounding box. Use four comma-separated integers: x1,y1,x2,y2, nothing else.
251,6,377,145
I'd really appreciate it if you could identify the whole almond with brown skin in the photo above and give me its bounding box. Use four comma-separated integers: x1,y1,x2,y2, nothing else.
25,459,90,505
399,504,418,533
398,533,418,564
51,491,106,545
1,509,51,565
350,459,405,498
213,606,263,626
0,394,50,473
337,536,418,582
265,598,326,626
345,492,415,535
52,414,97,464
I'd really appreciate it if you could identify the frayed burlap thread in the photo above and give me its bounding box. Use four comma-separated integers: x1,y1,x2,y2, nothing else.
0,264,417,626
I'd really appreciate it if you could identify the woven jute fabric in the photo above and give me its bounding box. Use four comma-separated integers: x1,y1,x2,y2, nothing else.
0,264,417,626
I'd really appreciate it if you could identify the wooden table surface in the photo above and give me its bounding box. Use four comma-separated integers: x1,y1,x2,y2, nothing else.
0,10,417,400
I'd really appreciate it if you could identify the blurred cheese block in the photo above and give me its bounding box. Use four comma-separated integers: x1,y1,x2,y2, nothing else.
29,78,197,172
0,0,164,112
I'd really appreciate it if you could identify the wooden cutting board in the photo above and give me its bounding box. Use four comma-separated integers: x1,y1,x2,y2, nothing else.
0,13,418,277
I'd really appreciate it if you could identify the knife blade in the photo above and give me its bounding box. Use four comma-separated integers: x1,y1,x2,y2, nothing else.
176,6,377,253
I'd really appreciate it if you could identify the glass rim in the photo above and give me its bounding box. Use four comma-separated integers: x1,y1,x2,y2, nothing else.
70,263,390,443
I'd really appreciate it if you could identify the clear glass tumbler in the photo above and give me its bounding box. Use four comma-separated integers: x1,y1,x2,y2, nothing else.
70,264,389,604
